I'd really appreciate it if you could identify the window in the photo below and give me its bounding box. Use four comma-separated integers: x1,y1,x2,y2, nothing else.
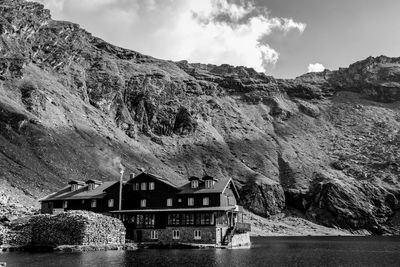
140,199,147,207
167,214,180,225
172,230,180,240
71,184,78,191
141,182,147,190
133,183,140,191
203,197,209,206
196,213,214,225
135,214,155,228
108,199,114,207
188,197,194,206
194,230,201,240
136,214,144,226
167,198,173,207
151,230,158,240
149,182,155,190
191,180,198,188
63,200,68,209
178,198,182,203
88,183,95,191
181,213,195,225
91,199,97,208
205,180,213,188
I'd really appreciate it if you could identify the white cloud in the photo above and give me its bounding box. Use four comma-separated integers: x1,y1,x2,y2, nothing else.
35,0,306,73
307,63,325,73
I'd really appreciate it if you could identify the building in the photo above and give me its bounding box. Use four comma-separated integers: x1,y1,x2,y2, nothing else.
40,172,250,247
40,179,121,214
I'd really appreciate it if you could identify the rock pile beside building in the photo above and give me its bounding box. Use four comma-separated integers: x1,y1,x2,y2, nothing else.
1,211,126,251
31,211,125,246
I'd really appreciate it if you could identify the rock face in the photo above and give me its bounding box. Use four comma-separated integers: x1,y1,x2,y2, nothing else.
1,0,400,234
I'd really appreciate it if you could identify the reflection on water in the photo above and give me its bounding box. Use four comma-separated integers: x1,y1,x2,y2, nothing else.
2,236,400,267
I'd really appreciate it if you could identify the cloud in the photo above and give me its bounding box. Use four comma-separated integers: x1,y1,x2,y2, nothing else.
35,0,306,73
307,63,325,73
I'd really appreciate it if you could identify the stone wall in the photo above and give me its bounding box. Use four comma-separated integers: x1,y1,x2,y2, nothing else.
0,225,9,245
137,226,217,244
30,211,125,246
1,218,32,247
230,232,251,247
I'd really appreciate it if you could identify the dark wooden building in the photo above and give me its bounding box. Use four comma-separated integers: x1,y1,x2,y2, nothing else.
40,179,121,214
40,172,250,246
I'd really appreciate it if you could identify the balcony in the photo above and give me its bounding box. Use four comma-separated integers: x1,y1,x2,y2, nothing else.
235,222,251,233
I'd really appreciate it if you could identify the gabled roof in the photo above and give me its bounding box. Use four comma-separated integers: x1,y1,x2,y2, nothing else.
40,181,118,201
127,172,179,189
202,175,218,181
85,179,102,184
188,176,202,181
68,180,85,185
178,177,235,195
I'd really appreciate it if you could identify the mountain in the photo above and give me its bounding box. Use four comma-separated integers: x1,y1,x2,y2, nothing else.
1,0,400,234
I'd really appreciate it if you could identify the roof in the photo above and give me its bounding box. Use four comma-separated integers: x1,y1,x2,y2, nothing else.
40,181,118,201
85,179,102,184
127,172,179,189
178,177,232,194
202,175,218,181
68,180,85,185
111,206,237,213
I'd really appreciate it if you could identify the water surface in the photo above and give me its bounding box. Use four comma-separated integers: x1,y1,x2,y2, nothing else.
2,236,400,267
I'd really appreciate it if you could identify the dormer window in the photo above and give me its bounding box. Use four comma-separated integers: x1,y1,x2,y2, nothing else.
88,183,95,191
86,180,102,191
69,180,84,191
191,180,199,189
205,180,214,188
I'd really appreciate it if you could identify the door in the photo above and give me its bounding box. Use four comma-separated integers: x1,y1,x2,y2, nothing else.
136,230,143,242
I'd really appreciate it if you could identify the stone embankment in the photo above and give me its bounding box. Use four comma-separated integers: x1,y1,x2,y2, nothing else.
230,233,251,248
0,211,129,252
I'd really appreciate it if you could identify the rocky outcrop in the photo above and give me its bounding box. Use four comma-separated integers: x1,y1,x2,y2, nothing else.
241,175,285,217
1,0,400,234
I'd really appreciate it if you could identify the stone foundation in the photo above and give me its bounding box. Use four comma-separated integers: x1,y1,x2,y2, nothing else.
230,232,251,247
135,226,218,245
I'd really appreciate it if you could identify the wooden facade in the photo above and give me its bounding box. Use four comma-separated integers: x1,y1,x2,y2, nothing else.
40,172,249,246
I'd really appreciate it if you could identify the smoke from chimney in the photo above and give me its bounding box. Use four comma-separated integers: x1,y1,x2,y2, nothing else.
119,162,125,174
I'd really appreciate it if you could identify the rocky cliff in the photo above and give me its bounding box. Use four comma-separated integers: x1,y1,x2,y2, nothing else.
1,0,400,234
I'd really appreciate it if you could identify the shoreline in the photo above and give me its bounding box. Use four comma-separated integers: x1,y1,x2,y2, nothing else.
3,235,400,254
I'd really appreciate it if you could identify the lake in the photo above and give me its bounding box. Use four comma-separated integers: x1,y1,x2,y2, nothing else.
1,236,400,267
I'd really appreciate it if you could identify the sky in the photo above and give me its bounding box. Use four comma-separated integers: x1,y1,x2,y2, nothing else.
34,0,400,78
